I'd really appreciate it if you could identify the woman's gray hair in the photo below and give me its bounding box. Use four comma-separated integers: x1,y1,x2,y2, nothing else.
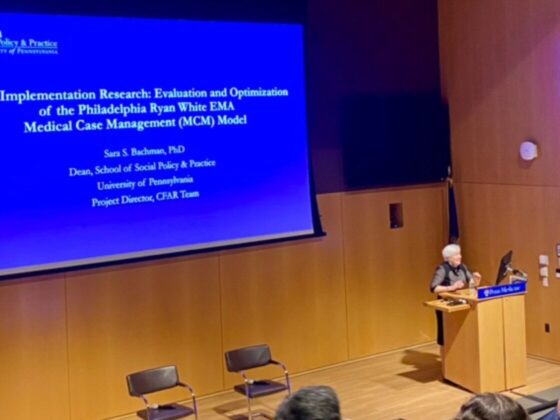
442,244,461,261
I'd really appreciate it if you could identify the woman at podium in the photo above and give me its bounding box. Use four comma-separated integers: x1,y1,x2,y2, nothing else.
430,243,481,345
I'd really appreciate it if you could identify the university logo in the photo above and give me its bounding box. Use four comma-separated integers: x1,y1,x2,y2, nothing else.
0,29,59,56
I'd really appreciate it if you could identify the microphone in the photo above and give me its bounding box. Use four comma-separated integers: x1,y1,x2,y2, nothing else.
507,264,527,279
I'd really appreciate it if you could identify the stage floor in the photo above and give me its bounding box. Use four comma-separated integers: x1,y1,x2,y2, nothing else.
117,343,560,419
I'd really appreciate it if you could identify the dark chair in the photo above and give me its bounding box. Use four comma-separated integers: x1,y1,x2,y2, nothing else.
225,344,291,419
126,365,198,420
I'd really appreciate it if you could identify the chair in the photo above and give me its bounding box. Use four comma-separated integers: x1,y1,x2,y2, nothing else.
225,344,291,419
126,365,198,420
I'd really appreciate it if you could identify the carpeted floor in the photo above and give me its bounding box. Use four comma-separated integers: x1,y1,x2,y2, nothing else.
514,386,560,419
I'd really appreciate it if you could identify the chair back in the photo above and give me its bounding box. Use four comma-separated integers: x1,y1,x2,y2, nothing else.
127,365,180,396
225,344,272,372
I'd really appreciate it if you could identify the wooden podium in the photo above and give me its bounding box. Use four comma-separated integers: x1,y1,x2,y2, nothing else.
425,284,527,393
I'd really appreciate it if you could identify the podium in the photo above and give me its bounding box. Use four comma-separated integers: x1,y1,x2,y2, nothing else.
425,283,527,393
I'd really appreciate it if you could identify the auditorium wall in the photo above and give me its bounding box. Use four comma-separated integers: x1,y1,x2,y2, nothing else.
439,0,560,361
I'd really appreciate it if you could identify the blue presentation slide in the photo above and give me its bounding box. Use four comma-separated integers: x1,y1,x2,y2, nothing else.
0,13,314,276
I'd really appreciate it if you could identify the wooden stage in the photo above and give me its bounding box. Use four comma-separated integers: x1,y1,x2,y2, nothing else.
117,343,560,419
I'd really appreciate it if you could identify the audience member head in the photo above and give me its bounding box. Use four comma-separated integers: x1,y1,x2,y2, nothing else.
275,385,341,420
455,393,529,420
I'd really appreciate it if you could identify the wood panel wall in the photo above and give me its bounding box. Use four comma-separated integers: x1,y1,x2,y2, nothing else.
343,187,445,358
0,277,69,419
0,188,446,419
439,0,560,361
65,257,223,419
